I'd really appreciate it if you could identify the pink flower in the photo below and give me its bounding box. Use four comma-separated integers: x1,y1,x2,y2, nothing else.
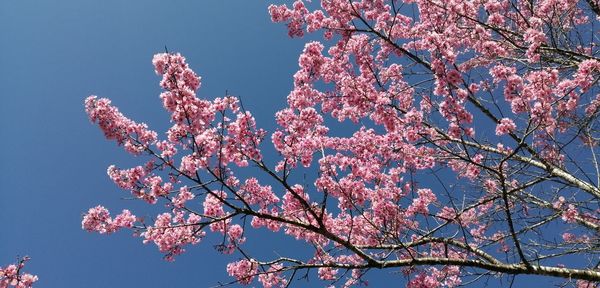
407,189,437,216
258,264,287,288
577,280,598,288
82,205,114,234
113,210,136,228
318,267,338,280
553,196,566,209
172,186,195,208
85,96,157,155
141,212,204,261
0,258,38,288
562,232,576,242
446,70,462,85
82,206,137,234
407,272,441,288
575,59,600,92
227,224,245,244
227,259,258,285
495,118,516,136
562,204,579,223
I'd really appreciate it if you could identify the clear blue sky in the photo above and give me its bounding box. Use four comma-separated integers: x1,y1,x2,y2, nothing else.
0,1,582,287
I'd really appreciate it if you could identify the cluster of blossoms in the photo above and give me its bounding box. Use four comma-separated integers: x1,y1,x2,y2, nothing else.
142,211,204,261
0,258,37,288
226,259,258,285
81,206,136,234
85,96,157,155
82,0,600,287
407,268,461,288
82,53,267,265
495,118,516,136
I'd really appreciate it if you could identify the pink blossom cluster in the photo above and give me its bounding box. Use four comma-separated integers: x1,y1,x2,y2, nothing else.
523,21,546,62
407,267,461,288
85,96,157,155
561,204,580,223
142,175,173,203
406,189,437,216
81,206,136,234
575,60,600,93
250,209,283,232
239,178,280,208
226,259,258,285
224,110,266,166
0,258,37,288
141,211,204,261
562,232,591,244
154,54,265,170
447,154,484,180
202,190,234,235
107,165,172,204
171,186,195,208
272,107,328,169
84,53,271,263
107,165,146,190
268,1,309,37
258,264,287,288
151,53,267,173
495,118,516,136
317,266,338,280
576,280,598,288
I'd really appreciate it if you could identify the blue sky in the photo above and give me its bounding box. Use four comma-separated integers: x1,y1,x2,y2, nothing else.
0,1,316,287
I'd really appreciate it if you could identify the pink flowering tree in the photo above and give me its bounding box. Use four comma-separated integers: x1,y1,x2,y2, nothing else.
83,0,600,287
1,258,38,288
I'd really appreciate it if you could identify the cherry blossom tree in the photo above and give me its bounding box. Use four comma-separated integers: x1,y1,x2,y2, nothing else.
0,258,38,288
83,0,600,287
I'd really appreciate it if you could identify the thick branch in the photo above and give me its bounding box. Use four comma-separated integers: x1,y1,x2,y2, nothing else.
265,257,600,282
